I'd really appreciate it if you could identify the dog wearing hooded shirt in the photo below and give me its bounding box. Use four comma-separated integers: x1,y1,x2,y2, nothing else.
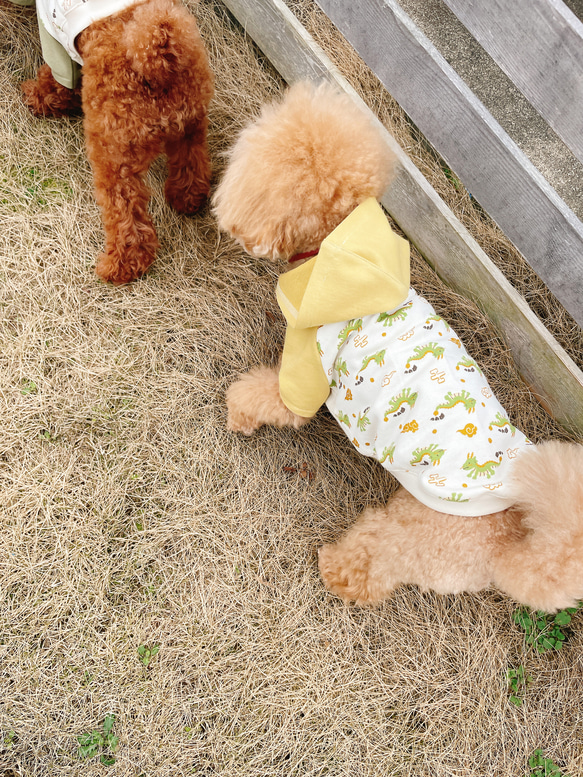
213,81,583,613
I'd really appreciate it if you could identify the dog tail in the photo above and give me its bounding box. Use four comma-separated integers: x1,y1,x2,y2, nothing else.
122,0,210,90
492,440,583,612
511,441,583,538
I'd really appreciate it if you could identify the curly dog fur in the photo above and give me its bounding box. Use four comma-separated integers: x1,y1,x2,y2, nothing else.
318,441,583,613
214,82,583,613
212,81,392,261
21,0,214,284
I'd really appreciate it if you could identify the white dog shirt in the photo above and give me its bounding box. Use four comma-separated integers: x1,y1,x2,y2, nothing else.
36,0,140,64
317,289,531,515
277,199,531,516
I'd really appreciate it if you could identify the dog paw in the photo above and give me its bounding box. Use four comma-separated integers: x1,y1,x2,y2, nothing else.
318,543,374,603
95,254,135,285
20,79,43,114
95,243,156,285
226,411,261,436
166,183,209,215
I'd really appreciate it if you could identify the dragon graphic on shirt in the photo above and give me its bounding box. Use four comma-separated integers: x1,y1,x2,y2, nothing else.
461,453,501,479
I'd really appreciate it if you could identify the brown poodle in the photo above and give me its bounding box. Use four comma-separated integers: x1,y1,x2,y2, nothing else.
19,0,214,284
213,81,583,614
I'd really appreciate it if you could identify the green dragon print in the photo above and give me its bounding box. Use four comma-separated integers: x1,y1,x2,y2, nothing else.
379,444,396,465
432,389,476,420
461,453,501,479
423,314,451,332
488,411,517,436
356,409,371,433
360,349,386,372
410,443,446,467
376,302,413,328
442,493,469,503
316,340,324,358
384,387,418,419
405,342,445,372
337,410,351,428
456,355,483,375
338,318,363,346
335,358,349,378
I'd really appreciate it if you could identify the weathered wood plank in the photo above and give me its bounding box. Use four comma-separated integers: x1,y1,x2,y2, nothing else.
313,0,583,329
442,0,583,166
219,0,583,434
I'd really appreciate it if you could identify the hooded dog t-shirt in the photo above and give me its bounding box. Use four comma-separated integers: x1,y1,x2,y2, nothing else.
276,198,531,517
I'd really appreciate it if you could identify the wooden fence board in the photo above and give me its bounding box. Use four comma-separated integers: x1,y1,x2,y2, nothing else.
220,0,583,434
313,0,583,329
442,0,583,166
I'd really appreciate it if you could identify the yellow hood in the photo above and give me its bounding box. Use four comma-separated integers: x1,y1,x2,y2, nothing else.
276,198,410,329
276,199,411,418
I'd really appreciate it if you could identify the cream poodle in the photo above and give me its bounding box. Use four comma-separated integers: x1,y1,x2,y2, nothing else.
213,81,583,613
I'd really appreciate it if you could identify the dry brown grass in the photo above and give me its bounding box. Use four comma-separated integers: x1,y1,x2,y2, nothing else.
0,1,582,776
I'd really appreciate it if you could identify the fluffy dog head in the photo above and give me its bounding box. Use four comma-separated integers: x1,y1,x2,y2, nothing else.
212,81,394,261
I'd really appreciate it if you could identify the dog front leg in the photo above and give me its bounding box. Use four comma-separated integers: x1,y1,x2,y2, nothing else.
226,365,309,435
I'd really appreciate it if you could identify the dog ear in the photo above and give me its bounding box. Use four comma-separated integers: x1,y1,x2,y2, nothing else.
269,213,329,260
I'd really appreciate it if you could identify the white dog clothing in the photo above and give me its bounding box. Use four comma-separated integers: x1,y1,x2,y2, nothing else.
12,0,140,87
276,198,531,516
37,0,139,60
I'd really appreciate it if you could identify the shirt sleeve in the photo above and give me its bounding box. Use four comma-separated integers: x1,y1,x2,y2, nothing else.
279,326,331,418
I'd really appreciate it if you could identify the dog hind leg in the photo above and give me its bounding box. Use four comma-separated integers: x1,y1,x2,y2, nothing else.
21,64,82,117
318,505,400,604
89,150,159,284
164,114,211,215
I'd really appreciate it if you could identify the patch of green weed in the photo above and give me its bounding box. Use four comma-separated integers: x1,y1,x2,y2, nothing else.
77,713,118,766
20,380,37,395
506,665,532,706
526,749,570,777
513,607,579,652
138,644,160,667
441,164,462,190
0,165,73,210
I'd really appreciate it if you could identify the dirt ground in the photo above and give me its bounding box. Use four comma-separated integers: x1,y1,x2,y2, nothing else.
0,1,582,775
